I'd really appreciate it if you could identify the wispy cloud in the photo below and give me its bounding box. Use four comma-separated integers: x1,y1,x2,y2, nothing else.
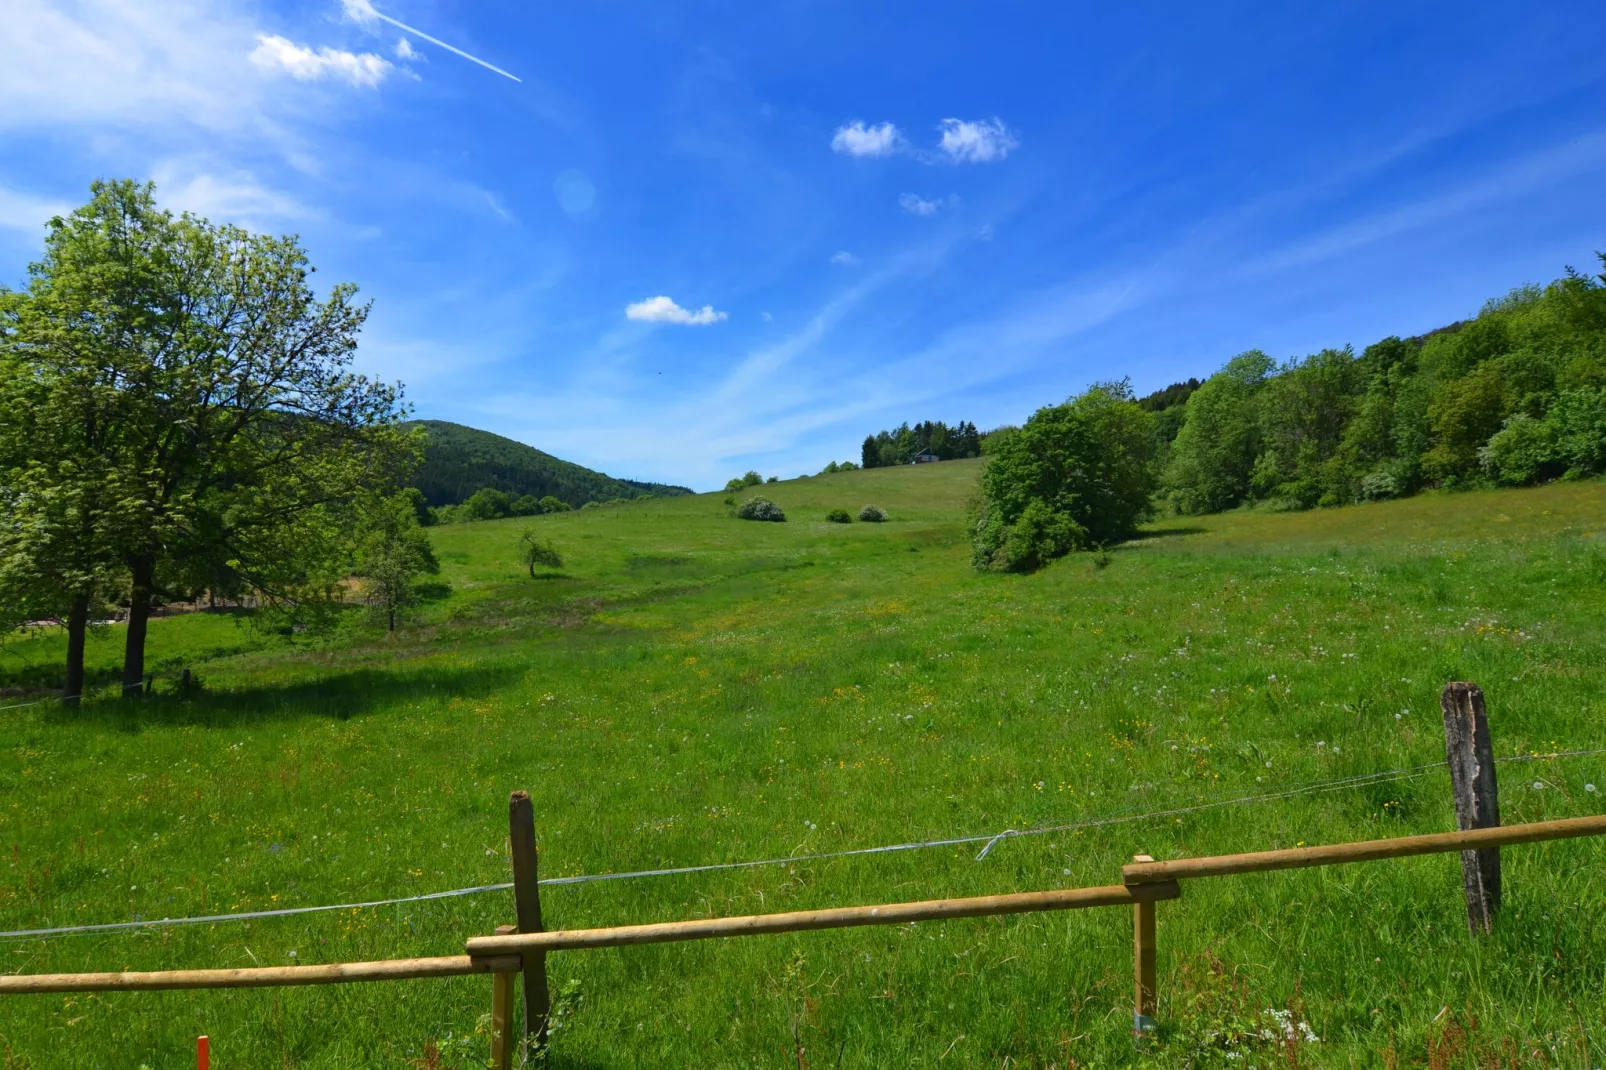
625,295,729,325
250,34,393,87
830,250,860,266
831,120,902,157
0,184,72,233
342,0,521,83
899,193,954,216
938,117,1018,163
1246,130,1606,276
151,161,311,226
395,37,421,61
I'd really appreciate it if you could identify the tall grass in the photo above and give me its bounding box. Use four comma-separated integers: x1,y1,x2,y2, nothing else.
0,462,1602,1067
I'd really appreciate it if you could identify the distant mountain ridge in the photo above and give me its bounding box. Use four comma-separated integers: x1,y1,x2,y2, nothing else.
403,420,693,508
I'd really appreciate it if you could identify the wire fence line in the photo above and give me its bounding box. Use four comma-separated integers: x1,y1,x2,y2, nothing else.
3,748,1600,944
0,680,159,713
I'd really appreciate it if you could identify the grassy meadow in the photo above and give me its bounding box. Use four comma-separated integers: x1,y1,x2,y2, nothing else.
1,459,1604,1068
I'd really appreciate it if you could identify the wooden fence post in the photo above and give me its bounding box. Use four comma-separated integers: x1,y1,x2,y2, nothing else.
509,791,552,1048
489,925,517,1070
1132,854,1158,1041
1441,682,1501,932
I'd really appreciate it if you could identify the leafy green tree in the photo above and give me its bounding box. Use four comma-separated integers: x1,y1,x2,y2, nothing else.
1,180,415,695
860,435,878,469
400,487,434,527
1166,351,1273,513
356,493,440,633
461,487,512,521
0,292,128,702
539,495,568,513
972,381,1157,571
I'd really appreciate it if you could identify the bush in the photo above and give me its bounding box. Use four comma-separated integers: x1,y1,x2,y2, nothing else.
736,497,786,522
1480,388,1606,485
1357,469,1400,501
826,508,852,523
858,505,887,522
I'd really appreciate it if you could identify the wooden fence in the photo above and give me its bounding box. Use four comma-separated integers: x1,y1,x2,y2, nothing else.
1,682,1602,1067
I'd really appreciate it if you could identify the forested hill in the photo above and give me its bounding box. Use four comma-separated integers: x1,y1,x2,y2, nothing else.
403,420,693,508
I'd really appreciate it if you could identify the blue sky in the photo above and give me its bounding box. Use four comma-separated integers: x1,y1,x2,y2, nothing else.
4,1,1606,490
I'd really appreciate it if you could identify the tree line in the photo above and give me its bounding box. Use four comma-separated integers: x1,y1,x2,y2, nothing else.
860,420,982,468
0,181,431,701
971,255,1606,572
1161,258,1606,512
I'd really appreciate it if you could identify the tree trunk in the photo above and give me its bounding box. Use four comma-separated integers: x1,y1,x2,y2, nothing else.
388,606,395,634
122,557,155,699
62,593,90,707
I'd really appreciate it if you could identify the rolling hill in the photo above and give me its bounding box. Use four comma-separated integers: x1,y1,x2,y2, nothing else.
402,419,693,508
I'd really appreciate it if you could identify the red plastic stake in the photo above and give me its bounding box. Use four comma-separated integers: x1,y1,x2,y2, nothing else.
197,1035,210,1070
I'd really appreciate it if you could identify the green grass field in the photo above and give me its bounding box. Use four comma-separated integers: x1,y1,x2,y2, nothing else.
2,460,1604,1068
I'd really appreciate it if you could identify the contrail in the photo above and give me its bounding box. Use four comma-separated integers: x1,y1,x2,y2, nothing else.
344,0,521,83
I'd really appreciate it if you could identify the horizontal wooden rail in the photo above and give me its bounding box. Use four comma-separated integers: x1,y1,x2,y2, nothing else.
0,954,522,995
466,882,1181,957
1122,814,1606,885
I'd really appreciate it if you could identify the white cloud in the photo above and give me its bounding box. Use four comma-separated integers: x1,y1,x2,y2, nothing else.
938,117,1018,163
150,161,310,227
625,295,728,326
0,0,269,134
250,34,393,88
899,193,950,216
761,311,774,322
342,0,380,24
830,250,860,266
831,120,902,158
0,185,73,233
396,37,422,61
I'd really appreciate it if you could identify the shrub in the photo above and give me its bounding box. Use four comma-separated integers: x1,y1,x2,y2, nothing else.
857,505,886,522
1480,388,1606,485
826,508,852,523
1357,469,1400,501
736,497,786,522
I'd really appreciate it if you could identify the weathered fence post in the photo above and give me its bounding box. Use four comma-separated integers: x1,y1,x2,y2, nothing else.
1441,682,1501,932
1132,854,1158,1041
508,791,552,1048
489,924,517,1070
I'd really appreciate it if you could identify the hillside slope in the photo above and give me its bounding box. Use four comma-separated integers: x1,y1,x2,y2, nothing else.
403,419,693,507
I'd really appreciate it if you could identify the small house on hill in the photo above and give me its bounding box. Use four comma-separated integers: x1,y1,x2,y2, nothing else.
912,449,939,464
